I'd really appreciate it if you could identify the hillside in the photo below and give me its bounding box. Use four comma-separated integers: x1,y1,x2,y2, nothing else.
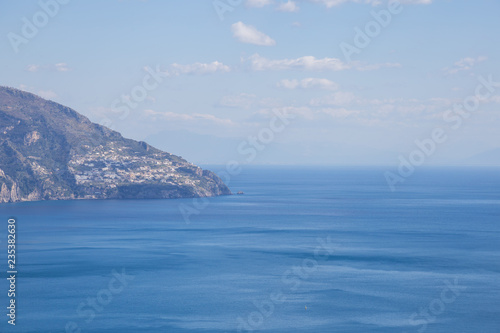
0,86,231,203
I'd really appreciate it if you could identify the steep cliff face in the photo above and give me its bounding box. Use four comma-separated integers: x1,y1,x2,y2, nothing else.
0,86,231,203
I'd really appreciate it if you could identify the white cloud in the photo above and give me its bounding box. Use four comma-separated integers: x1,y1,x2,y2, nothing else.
355,62,402,71
217,93,282,109
443,56,487,75
309,0,380,8
251,94,466,124
246,0,273,7
255,105,360,121
484,95,500,104
277,1,299,12
218,93,257,109
309,0,350,7
248,54,350,71
18,84,58,100
310,91,356,106
190,113,235,125
231,22,276,46
277,79,300,89
26,65,40,72
246,54,400,72
254,106,313,120
401,0,433,3
277,78,339,90
320,107,360,118
55,62,70,72
170,61,230,75
144,110,234,126
25,63,70,72
309,0,432,7
37,90,58,100
356,96,459,120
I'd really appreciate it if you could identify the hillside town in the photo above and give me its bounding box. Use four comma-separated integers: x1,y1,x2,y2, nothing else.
69,142,199,188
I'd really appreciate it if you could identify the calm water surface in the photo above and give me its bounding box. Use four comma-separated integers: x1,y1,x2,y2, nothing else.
0,166,499,332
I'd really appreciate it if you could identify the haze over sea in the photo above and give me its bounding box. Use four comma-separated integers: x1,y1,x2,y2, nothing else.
0,166,499,333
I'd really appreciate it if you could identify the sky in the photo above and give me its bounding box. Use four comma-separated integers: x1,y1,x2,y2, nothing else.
1,0,499,166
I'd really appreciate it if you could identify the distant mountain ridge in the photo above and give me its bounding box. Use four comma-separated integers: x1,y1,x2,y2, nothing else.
0,86,231,203
462,148,500,166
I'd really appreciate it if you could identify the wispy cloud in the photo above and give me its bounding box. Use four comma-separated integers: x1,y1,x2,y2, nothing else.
247,54,349,71
309,0,433,7
277,78,339,90
309,0,377,8
355,62,402,71
246,0,273,7
277,0,299,12
26,65,40,72
217,93,281,109
242,0,434,11
170,61,230,75
25,63,70,72
320,107,360,118
401,0,433,4
19,84,58,100
310,91,356,106
37,90,58,99
488,95,500,104
246,54,400,71
144,109,235,126
231,22,276,46
253,106,313,120
309,0,350,7
254,105,360,121
247,92,493,128
55,62,70,72
443,56,487,75
218,93,257,109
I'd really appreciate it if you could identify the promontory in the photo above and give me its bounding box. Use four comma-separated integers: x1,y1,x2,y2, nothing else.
0,86,231,203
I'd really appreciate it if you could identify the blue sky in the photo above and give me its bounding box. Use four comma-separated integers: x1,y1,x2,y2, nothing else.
1,0,499,165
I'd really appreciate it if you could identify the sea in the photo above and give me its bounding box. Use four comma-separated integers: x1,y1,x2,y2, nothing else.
0,166,499,333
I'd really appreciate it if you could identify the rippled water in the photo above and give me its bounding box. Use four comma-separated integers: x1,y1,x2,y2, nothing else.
0,166,499,332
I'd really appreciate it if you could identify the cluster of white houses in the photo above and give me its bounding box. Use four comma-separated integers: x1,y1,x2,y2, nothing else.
69,144,198,187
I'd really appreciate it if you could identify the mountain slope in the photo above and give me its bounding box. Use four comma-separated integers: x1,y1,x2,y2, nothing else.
0,86,231,203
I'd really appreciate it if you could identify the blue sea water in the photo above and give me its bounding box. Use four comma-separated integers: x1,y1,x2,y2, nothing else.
0,166,499,333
